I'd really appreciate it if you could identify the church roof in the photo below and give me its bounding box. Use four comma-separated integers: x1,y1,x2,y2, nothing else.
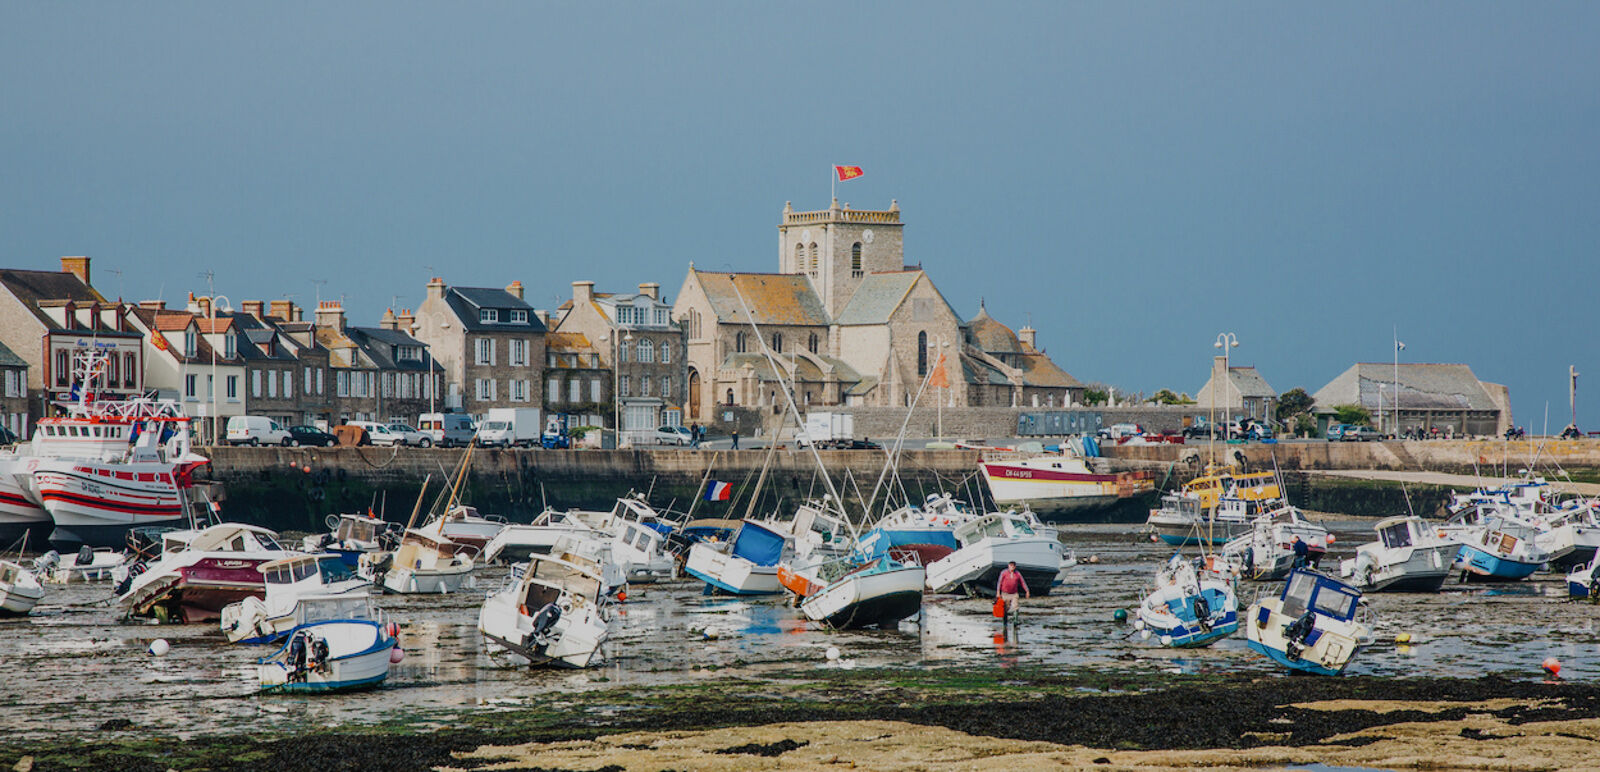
1017,351,1082,389
1313,363,1500,412
965,305,1025,355
694,271,829,327
832,271,959,326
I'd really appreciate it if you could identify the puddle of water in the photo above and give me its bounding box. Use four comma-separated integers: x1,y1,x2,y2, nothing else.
1,519,1594,738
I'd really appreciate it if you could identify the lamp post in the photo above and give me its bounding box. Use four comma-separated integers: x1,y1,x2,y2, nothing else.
209,292,231,447
1212,332,1239,449
600,330,632,447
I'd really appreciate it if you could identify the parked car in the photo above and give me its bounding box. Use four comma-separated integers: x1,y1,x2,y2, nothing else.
1096,423,1144,441
226,415,293,446
653,426,692,445
288,425,338,447
1343,425,1382,442
346,421,432,448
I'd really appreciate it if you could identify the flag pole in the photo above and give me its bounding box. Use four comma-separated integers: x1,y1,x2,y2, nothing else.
830,164,835,203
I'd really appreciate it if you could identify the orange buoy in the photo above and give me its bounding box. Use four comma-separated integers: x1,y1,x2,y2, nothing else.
1543,657,1561,677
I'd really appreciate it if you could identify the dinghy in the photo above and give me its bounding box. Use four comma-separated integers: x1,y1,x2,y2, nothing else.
257,619,398,693
1245,568,1373,676
0,559,43,616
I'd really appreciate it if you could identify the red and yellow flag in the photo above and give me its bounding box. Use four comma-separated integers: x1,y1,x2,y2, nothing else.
928,353,950,389
151,330,169,351
834,165,864,182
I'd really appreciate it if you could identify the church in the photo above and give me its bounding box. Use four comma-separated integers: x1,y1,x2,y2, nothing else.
671,199,1082,424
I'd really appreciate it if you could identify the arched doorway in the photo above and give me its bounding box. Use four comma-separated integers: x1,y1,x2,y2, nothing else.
688,368,702,419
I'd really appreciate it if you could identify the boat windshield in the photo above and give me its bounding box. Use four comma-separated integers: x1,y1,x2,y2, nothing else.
1312,584,1359,620
1378,521,1414,549
317,557,356,584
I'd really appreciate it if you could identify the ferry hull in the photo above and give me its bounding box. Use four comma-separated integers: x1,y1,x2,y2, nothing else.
33,464,188,550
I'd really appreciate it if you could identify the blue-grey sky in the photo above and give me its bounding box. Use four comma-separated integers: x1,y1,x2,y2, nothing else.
4,3,1597,427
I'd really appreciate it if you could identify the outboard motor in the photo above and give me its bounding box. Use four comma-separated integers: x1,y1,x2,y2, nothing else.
1193,593,1212,632
33,551,61,576
310,637,330,671
1283,611,1316,661
530,602,562,646
113,561,147,596
76,545,94,566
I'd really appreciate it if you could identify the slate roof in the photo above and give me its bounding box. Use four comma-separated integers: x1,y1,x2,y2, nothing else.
0,340,26,368
546,332,595,352
1016,351,1083,389
833,272,920,326
1313,363,1500,412
127,306,234,365
962,354,1011,386
694,270,829,327
0,268,105,327
229,315,299,362
442,287,546,333
346,326,434,371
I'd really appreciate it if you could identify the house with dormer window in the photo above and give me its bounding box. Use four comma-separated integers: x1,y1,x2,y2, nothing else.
554,280,686,442
412,277,546,418
125,298,246,444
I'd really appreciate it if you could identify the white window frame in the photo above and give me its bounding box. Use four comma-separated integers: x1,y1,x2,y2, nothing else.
284,370,293,399
267,370,277,398
548,377,561,403
510,309,528,323
251,370,262,398
480,308,498,324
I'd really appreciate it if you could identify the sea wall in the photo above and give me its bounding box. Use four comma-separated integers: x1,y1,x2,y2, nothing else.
1104,439,1600,475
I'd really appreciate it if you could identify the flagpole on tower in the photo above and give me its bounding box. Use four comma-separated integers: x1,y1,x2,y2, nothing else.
830,164,835,203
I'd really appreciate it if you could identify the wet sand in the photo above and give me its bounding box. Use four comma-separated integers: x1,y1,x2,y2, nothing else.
3,520,1598,769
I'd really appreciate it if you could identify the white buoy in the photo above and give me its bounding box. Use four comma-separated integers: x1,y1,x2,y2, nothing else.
1140,629,1151,640
825,646,840,661
1160,635,1173,646
148,639,170,656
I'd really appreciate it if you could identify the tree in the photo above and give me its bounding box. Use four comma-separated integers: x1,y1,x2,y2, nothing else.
1152,389,1197,405
1277,388,1314,420
1333,403,1372,426
1082,388,1109,406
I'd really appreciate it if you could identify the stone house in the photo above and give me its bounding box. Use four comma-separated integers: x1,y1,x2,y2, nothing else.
1313,363,1509,437
412,278,545,419
313,303,440,425
229,303,311,428
554,281,686,440
0,258,146,430
125,301,245,445
541,331,608,431
262,300,335,427
0,341,28,440
963,306,1084,408
1194,356,1278,424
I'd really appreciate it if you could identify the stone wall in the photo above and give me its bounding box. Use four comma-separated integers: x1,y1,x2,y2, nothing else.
1104,438,1600,474
752,404,1210,440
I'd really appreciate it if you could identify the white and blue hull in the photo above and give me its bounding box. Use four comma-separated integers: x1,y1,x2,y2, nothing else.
1455,545,1542,581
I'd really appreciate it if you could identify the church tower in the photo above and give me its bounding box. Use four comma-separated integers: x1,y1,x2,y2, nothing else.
777,198,905,318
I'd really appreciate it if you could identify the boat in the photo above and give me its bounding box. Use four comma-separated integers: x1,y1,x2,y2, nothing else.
370,528,476,595
1567,557,1599,600
924,512,1062,596
854,495,962,567
1135,552,1239,647
1219,505,1331,581
0,458,51,546
300,513,398,569
684,519,787,595
1244,568,1374,676
420,505,507,554
31,545,125,583
257,619,398,693
1339,515,1456,593
560,496,679,583
480,511,594,564
478,554,610,668
981,451,1155,516
0,558,43,616
1535,504,1600,571
1146,465,1283,546
222,553,373,644
781,554,925,630
1453,517,1549,582
116,523,296,623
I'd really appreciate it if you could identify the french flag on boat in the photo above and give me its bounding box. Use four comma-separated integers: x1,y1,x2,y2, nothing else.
705,481,732,502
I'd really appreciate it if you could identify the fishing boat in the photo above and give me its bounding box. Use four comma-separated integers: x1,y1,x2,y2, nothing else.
924,512,1061,596
0,558,43,616
1453,517,1548,582
257,619,399,693
981,451,1154,516
1219,505,1331,581
371,528,476,595
561,496,679,583
222,553,373,644
478,554,609,668
780,554,925,630
1146,465,1283,546
1531,501,1600,570
1244,568,1373,676
1567,557,1599,600
300,513,397,569
116,523,296,623
1135,553,1239,647
1339,515,1456,593
0,459,51,547
684,519,787,595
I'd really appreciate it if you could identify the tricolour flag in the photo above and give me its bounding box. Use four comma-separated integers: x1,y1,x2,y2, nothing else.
705,481,732,502
834,165,864,181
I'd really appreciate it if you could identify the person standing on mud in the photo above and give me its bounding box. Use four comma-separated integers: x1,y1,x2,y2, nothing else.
1291,536,1310,570
997,561,1029,622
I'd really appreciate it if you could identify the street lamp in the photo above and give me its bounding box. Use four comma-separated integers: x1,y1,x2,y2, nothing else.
209,293,232,447
599,330,633,447
1212,332,1239,451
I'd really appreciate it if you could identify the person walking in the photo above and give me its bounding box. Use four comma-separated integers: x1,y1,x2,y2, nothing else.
1291,535,1310,570
731,430,740,450
690,423,701,448
997,561,1029,623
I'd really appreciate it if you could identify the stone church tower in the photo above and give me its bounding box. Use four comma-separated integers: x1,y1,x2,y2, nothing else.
777,199,905,318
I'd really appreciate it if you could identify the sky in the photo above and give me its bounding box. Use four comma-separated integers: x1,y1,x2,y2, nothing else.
3,3,1597,427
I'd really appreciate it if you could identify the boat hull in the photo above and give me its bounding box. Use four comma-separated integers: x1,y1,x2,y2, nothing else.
258,621,395,693
477,592,607,668
684,542,782,595
33,462,188,549
1244,597,1369,676
982,461,1152,516
800,566,925,629
383,565,473,594
926,538,1059,597
1455,545,1542,582
123,557,276,623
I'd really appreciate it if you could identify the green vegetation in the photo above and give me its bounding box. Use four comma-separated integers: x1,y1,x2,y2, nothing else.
1152,389,1196,405
1332,403,1373,426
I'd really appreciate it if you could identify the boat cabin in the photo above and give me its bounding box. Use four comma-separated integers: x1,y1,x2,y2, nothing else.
334,515,386,545
1278,569,1362,623
262,554,358,588
186,524,284,554
1374,516,1423,550
954,513,1038,544
519,556,604,608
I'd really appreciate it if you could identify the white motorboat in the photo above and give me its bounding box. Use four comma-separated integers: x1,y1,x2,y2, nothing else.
981,451,1154,515
684,519,788,595
481,509,594,564
31,545,125,583
300,513,397,569
1135,553,1239,648
479,554,610,668
258,619,398,693
1567,557,1599,600
925,512,1061,596
1145,466,1283,546
1453,517,1549,582
1339,515,1456,593
117,523,297,623
419,505,507,554
0,559,43,616
1245,569,1374,676
1220,505,1331,581
571,497,679,583
781,555,925,630
371,528,476,595
222,553,373,644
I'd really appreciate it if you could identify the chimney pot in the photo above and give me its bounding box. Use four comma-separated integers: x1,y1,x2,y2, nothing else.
638,282,660,301
505,280,524,300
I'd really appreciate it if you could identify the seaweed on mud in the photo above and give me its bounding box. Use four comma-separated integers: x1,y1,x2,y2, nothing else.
712,738,808,756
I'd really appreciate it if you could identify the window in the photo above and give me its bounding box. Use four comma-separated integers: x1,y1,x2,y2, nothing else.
476,338,494,365
661,376,670,397
227,375,238,400
107,354,120,389
918,331,928,376
476,378,494,401
660,342,671,364
590,378,602,402
569,379,581,403
510,339,526,366
688,309,701,339
337,371,349,397
510,309,528,324
548,377,561,403
808,332,818,354
382,372,393,397
771,333,783,353
184,329,196,357
53,350,69,387
316,368,324,394
266,369,276,398
224,333,236,358
726,388,734,405
808,243,819,275
124,352,136,388
735,332,746,353
511,379,526,401
654,309,667,325
638,339,654,363
480,309,498,324
621,375,631,397
792,243,803,272
641,377,652,397
851,242,863,277
618,340,630,363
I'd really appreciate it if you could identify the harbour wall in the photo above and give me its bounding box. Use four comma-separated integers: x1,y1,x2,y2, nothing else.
1103,439,1600,476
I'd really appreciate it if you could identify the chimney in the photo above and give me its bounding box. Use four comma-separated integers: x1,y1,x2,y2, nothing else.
268,299,296,321
426,277,446,304
60,256,91,288
315,300,346,332
242,300,265,320
379,308,398,331
572,280,594,304
638,282,660,301
397,308,415,334
505,280,524,300
1212,356,1229,406
292,305,303,322
195,295,213,318
1018,325,1037,351
138,300,166,311
534,309,549,326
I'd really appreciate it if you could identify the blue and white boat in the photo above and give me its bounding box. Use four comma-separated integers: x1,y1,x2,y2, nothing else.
1136,553,1238,647
1453,518,1548,582
684,519,788,595
783,554,926,630
1244,569,1373,676
222,553,373,645
855,495,962,567
1567,557,1599,600
257,619,397,693
300,513,397,569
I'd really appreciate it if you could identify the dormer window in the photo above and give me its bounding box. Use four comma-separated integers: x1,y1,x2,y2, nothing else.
184,329,197,357
510,309,528,324
480,309,498,323
224,333,236,358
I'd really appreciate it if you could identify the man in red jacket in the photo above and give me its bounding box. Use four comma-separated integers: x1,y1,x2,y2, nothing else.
997,561,1030,621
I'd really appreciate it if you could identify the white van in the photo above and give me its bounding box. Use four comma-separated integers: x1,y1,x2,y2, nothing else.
419,413,477,448
227,416,292,446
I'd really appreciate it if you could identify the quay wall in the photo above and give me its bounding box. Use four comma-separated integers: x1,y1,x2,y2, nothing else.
774,405,1204,441
201,447,988,534
1103,438,1600,475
